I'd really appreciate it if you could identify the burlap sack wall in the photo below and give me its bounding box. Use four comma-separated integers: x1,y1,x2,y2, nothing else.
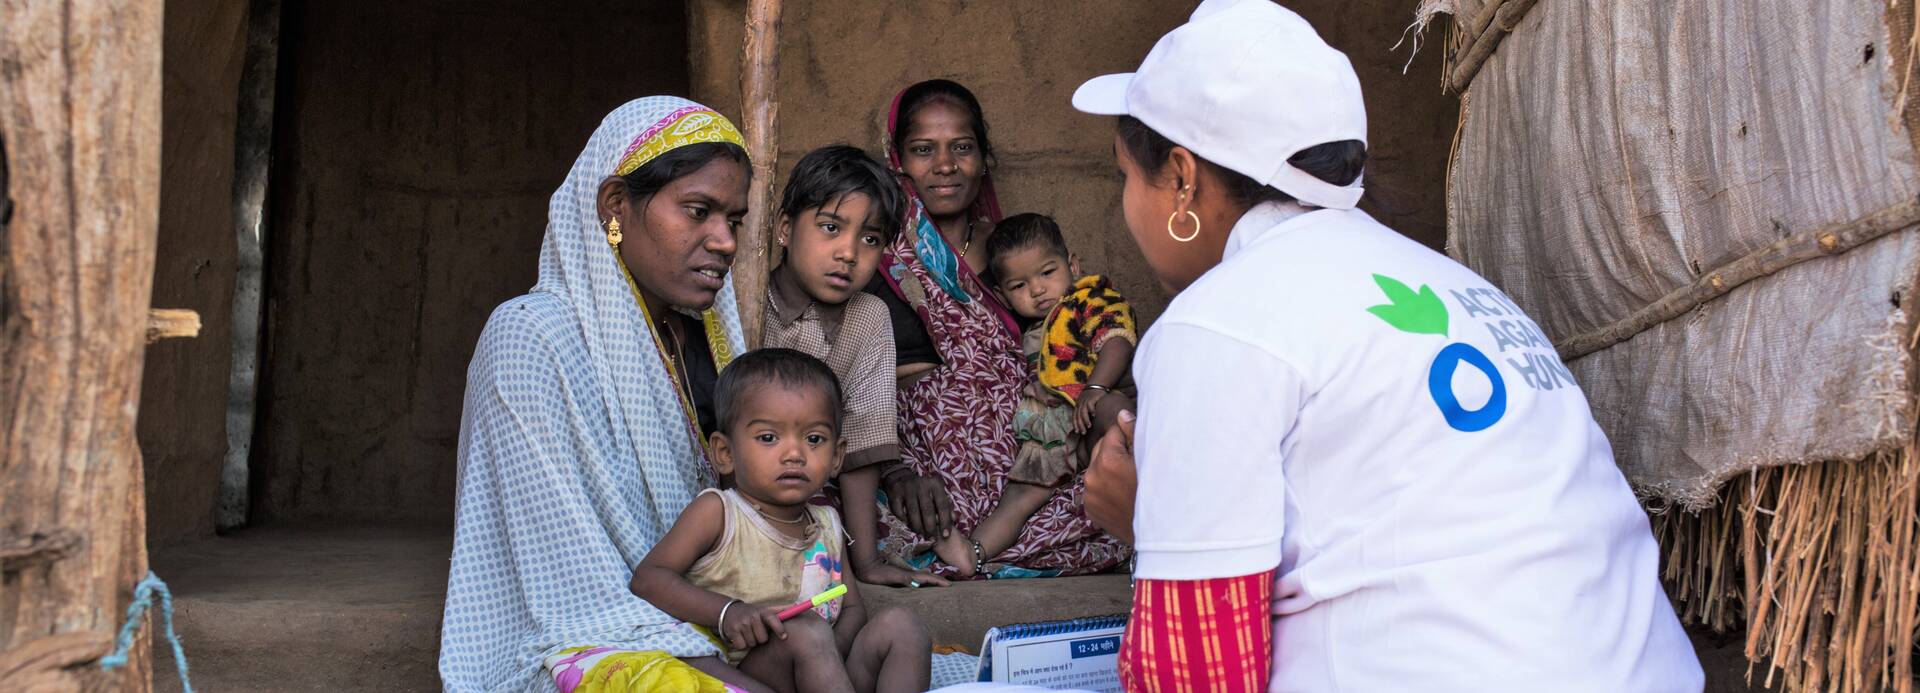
1439,0,1920,506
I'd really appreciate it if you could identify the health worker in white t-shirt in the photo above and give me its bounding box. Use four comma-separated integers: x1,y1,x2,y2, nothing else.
1070,1,1706,691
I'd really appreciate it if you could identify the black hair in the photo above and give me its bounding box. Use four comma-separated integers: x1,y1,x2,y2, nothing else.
891,79,998,169
985,213,1071,279
1115,115,1366,208
619,141,751,207
778,145,906,242
712,348,845,436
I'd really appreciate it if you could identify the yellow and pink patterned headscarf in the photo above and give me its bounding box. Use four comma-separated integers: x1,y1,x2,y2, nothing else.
614,105,746,176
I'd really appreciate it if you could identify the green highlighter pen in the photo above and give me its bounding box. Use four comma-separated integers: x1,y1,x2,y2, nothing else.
775,584,848,621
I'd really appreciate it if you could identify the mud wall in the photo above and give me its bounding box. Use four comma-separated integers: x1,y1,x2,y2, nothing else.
251,1,690,523
141,0,250,546
167,0,1449,528
688,0,1457,321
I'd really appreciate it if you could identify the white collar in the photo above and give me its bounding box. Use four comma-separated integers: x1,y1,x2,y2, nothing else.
1221,200,1320,260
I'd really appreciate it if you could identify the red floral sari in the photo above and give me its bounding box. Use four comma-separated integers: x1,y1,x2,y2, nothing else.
872,85,1128,577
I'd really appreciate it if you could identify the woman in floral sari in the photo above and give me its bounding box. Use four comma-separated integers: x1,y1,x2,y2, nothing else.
862,79,1128,579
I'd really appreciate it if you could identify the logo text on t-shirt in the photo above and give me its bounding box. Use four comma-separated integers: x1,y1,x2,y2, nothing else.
1368,274,1583,432
1449,286,1577,391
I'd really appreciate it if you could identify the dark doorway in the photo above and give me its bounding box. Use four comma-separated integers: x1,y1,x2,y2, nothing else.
252,1,691,525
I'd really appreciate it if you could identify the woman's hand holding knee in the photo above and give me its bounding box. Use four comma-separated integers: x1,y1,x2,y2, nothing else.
1085,409,1138,544
883,469,955,538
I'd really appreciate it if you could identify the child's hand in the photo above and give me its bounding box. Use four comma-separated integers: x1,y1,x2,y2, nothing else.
718,602,787,650
1073,389,1108,434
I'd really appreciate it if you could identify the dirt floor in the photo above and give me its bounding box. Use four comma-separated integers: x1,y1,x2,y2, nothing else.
151,524,1766,691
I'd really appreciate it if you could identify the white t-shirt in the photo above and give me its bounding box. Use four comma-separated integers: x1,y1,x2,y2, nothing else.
1130,203,1703,692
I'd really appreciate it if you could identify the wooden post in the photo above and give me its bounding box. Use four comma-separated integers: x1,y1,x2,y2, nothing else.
0,1,164,690
735,0,784,349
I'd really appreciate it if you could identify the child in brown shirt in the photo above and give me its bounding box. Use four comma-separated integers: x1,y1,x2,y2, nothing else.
761,145,945,589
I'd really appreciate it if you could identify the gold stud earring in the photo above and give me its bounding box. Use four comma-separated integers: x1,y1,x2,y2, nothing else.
606,218,623,248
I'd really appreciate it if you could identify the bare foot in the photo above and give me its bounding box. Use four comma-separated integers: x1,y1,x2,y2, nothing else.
932,532,977,578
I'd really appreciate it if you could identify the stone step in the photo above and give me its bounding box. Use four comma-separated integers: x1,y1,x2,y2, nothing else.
149,524,1762,691
864,574,1132,650
147,524,1133,691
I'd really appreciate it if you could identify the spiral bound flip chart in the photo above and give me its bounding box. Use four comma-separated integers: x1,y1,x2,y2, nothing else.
974,614,1127,691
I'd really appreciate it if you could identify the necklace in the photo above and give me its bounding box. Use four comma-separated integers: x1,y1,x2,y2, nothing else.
657,316,680,367
748,498,811,526
656,315,696,411
958,217,977,258
613,244,715,471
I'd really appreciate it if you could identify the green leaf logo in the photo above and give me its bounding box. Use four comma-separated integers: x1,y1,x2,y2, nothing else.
1366,274,1449,337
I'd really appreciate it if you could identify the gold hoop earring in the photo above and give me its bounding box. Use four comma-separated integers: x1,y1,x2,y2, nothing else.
1167,210,1201,243
606,217,623,248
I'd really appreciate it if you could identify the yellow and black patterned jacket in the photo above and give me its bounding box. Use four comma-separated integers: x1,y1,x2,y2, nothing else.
1031,274,1137,404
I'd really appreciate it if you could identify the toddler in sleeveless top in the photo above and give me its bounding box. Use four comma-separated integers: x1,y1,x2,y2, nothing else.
631,349,931,693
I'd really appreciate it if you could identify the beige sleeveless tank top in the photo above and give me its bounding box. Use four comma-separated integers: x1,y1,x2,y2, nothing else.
686,488,846,627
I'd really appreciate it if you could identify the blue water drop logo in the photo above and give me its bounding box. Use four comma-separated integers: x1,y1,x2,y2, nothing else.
1426,342,1507,432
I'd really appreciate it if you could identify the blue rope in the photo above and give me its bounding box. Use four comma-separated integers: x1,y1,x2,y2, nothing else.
99,570,194,693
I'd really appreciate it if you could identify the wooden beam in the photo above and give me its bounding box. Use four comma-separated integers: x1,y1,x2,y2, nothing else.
146,309,202,344
0,529,83,572
735,0,783,349
1446,0,1539,93
0,632,115,690
1556,197,1920,361
0,0,164,690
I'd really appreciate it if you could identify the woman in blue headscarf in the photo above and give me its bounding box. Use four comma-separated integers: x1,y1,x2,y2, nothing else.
440,96,752,692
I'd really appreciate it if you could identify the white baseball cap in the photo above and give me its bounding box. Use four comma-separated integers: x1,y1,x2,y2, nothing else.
1072,0,1367,210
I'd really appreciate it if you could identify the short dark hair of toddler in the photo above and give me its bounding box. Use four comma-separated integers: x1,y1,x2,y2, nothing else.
778,145,906,243
985,212,1072,280
712,348,846,436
